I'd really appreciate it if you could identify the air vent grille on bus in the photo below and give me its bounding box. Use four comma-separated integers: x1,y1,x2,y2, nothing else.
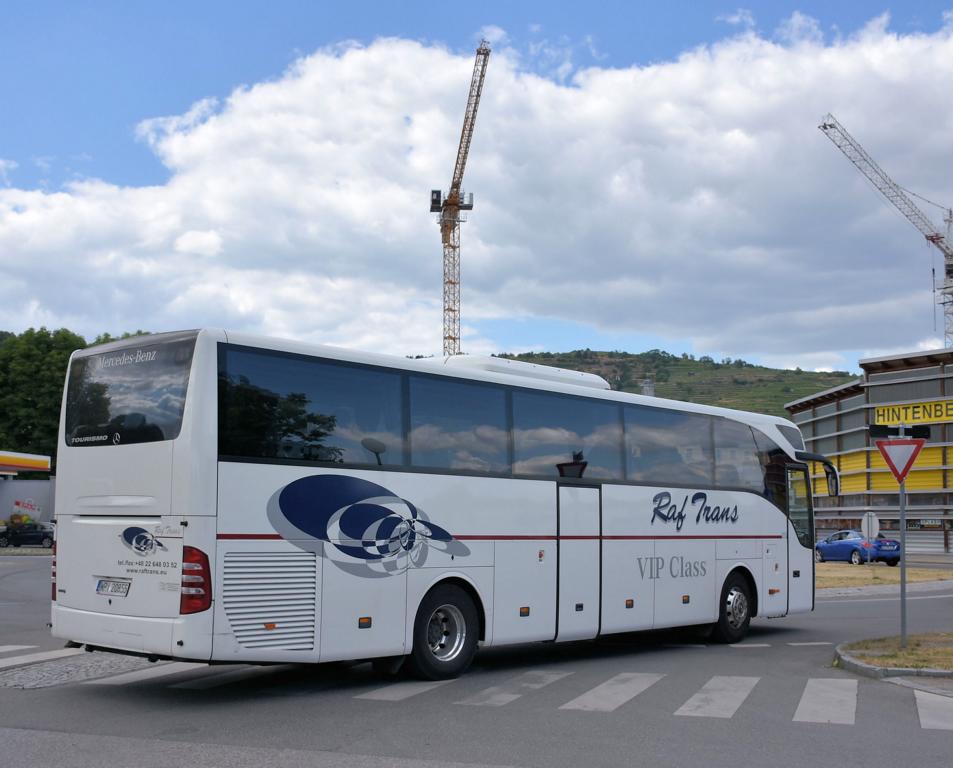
222,552,317,650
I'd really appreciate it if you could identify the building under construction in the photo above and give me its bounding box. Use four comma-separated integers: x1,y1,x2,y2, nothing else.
786,348,953,554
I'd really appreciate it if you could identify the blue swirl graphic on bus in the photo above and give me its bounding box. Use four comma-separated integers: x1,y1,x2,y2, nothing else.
119,526,168,557
273,475,465,571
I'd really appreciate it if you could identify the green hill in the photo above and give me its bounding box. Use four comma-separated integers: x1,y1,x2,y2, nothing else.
496,349,855,418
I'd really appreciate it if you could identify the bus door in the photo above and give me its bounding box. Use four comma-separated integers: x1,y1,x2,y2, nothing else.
556,484,601,641
785,465,815,613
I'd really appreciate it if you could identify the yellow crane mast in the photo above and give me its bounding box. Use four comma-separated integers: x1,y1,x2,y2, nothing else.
431,41,491,356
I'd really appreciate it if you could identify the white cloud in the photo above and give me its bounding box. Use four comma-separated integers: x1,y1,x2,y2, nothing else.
775,11,824,45
0,159,17,186
3,21,953,364
717,9,756,29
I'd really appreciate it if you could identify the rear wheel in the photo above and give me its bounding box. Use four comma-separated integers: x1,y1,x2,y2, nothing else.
814,549,823,563
711,572,752,644
888,559,900,567
850,550,862,565
408,584,478,680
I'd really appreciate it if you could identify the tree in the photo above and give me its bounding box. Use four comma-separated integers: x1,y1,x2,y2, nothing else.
0,328,87,467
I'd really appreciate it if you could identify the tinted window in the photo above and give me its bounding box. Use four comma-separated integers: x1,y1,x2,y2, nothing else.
409,376,509,473
513,391,622,479
713,420,764,491
624,406,714,485
777,424,805,450
65,334,196,447
219,347,404,466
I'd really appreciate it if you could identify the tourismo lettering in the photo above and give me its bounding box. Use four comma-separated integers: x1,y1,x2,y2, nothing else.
98,349,158,369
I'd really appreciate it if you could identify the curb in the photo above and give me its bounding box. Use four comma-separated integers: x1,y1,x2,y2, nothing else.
834,643,953,680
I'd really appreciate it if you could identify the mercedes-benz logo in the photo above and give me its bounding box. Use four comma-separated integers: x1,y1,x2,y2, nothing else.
112,433,121,445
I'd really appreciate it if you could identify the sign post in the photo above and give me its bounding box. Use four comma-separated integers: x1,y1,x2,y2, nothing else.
874,428,926,650
861,511,879,565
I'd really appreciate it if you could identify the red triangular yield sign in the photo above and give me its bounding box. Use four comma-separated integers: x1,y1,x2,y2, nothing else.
875,438,925,483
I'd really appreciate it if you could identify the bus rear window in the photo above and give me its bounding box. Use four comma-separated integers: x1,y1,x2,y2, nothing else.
65,335,197,447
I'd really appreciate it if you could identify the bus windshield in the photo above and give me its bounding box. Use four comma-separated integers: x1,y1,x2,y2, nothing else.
65,333,197,447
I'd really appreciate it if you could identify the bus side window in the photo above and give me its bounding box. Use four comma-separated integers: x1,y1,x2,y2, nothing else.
712,419,763,492
624,406,713,486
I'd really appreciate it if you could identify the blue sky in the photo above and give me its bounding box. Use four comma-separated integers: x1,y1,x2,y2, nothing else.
4,0,950,191
3,2,953,370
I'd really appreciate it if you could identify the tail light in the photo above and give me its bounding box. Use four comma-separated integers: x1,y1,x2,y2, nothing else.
51,541,57,602
180,546,212,614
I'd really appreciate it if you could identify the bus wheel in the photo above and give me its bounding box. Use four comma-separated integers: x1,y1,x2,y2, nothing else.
711,573,751,644
408,584,478,680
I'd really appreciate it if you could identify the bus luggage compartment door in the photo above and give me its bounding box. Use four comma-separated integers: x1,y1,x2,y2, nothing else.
556,485,600,642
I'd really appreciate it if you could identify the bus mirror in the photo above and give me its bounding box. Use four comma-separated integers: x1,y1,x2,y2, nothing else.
824,463,839,497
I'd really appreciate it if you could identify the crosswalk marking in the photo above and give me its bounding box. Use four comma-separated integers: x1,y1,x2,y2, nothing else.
0,647,84,670
0,645,36,655
674,676,760,718
914,690,953,730
787,642,833,647
458,669,572,707
559,672,665,712
84,661,207,686
793,678,857,724
171,665,291,690
357,679,454,702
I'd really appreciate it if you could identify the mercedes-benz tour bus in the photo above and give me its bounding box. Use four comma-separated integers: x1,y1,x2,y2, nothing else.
51,330,839,679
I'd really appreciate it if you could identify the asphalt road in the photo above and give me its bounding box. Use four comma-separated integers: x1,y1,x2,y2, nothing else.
2,554,952,768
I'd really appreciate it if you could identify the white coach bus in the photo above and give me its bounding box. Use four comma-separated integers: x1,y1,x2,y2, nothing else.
51,330,838,679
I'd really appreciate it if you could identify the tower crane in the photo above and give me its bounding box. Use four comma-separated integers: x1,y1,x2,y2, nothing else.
430,41,491,356
819,113,953,346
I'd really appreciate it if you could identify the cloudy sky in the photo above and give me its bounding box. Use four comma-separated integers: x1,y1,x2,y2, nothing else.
2,1,953,372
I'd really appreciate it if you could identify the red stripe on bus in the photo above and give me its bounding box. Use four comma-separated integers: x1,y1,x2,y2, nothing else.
216,533,784,541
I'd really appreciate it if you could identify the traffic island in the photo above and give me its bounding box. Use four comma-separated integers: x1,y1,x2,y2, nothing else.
836,633,953,679
816,562,953,589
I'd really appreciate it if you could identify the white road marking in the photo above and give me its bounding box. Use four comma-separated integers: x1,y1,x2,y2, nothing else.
559,672,665,712
171,665,291,690
457,669,572,707
729,643,770,648
674,676,760,719
357,679,453,701
662,644,707,649
915,690,953,730
787,642,833,646
793,678,857,725
0,645,36,655
0,648,84,670
84,661,207,686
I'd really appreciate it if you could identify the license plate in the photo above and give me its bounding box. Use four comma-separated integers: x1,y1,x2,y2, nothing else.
880,544,896,550
96,579,131,597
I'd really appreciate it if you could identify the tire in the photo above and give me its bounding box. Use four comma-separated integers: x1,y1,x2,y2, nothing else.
408,584,479,680
814,549,823,563
888,559,899,567
710,572,752,644
0,536,8,548
41,537,53,548
850,550,862,565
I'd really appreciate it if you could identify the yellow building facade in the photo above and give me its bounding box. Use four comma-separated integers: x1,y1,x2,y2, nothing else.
785,348,953,554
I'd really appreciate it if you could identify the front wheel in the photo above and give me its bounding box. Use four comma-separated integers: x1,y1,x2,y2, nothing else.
408,584,478,680
710,572,752,644
850,550,862,565
41,537,53,548
0,536,8,548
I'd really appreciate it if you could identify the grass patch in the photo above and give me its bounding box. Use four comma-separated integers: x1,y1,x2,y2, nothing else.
815,562,953,589
844,633,953,670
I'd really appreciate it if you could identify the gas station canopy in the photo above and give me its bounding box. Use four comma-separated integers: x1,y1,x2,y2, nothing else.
0,450,51,475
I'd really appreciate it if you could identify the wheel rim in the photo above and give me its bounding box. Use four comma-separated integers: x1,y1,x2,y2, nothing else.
725,586,749,630
814,550,821,562
426,603,467,662
851,551,860,564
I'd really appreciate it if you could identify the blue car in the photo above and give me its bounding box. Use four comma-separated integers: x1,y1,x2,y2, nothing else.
815,529,901,566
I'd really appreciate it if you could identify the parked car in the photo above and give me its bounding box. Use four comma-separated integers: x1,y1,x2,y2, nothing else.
815,529,901,566
0,522,54,548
